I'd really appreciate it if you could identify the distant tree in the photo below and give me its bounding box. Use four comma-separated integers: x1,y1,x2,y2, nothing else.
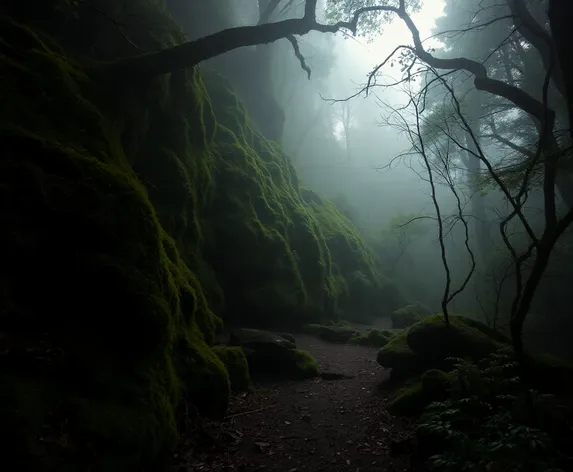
334,101,355,160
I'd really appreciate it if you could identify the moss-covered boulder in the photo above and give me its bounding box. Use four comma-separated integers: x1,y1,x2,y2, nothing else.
286,349,320,379
407,314,505,363
391,302,432,329
378,314,507,379
377,329,424,379
212,346,250,391
388,369,452,415
302,321,358,343
318,323,358,343
229,329,319,379
350,328,393,347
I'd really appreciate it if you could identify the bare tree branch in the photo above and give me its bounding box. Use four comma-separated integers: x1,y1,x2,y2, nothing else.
286,35,311,79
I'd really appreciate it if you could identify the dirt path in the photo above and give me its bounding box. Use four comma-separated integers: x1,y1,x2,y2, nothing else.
175,334,414,472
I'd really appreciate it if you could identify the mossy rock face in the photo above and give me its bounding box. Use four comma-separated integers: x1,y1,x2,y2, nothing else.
229,329,318,379
0,5,397,470
391,303,432,329
212,346,250,392
0,18,231,471
406,314,505,363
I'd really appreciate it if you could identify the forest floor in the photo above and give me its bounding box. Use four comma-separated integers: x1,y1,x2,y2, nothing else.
174,334,417,472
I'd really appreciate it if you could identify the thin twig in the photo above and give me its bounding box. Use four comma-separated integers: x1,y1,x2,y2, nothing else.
225,406,269,419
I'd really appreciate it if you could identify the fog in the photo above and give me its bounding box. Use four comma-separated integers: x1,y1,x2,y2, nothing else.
6,1,573,469
186,0,573,359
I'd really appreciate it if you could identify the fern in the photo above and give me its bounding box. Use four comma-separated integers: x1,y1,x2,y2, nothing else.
417,351,569,471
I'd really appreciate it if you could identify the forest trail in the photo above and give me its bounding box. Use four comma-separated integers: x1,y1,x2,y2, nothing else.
175,335,414,472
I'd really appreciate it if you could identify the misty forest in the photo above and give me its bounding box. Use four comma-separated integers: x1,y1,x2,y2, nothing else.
3,0,573,471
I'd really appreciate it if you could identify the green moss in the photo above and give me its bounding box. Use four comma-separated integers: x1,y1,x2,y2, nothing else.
0,19,228,470
421,369,452,395
1,4,401,470
304,191,404,321
349,328,392,347
391,303,432,329
212,346,250,391
388,380,425,415
377,329,424,379
407,314,506,363
288,349,320,379
389,370,451,416
378,314,507,381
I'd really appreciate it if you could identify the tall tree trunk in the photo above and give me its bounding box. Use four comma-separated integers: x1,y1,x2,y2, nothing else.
549,0,573,139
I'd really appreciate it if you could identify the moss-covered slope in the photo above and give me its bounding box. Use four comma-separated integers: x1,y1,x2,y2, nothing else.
0,2,397,469
0,17,229,471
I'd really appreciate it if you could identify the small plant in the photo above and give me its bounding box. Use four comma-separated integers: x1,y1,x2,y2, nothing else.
416,352,572,471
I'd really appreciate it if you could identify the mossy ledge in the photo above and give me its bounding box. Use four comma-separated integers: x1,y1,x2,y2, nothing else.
0,5,395,471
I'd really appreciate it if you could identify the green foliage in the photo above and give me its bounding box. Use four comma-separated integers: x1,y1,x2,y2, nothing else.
416,353,573,471
391,302,432,328
212,346,250,392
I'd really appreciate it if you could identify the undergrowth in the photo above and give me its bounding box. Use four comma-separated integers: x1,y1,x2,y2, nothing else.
417,351,573,471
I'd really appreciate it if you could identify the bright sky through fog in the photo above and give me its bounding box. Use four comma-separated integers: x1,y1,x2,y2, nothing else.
330,0,445,140
371,0,445,59
334,0,445,95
